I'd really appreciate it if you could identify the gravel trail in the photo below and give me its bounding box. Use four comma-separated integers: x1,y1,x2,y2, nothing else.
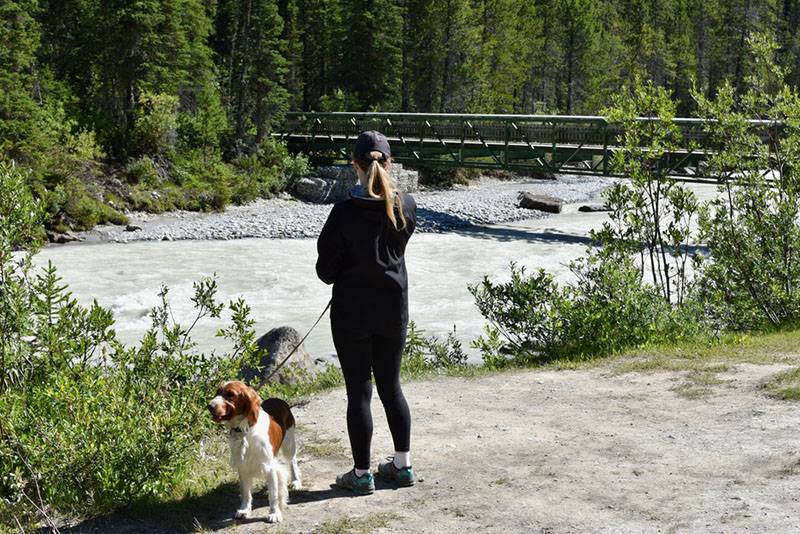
79,176,613,243
67,362,800,533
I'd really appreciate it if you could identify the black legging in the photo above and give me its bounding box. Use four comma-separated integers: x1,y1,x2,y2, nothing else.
332,327,411,470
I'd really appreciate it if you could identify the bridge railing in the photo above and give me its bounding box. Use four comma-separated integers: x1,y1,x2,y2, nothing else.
276,112,779,181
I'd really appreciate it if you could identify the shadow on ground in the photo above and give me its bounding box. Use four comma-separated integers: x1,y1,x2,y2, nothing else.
62,480,403,533
456,224,710,257
455,224,595,245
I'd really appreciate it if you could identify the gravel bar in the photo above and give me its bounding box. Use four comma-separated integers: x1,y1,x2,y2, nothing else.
80,175,614,243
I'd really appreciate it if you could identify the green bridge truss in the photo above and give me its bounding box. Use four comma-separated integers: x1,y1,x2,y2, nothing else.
275,112,779,183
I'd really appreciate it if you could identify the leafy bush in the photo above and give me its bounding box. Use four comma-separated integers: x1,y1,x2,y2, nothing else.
232,138,309,202
470,264,565,360
471,325,508,370
0,164,264,530
558,252,699,357
401,321,468,377
124,156,163,187
601,79,701,307
42,177,129,232
416,166,479,188
470,255,699,363
132,92,179,157
693,34,800,331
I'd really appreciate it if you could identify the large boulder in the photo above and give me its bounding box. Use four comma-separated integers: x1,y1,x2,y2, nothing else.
241,326,319,385
518,192,563,214
293,164,419,204
292,177,352,204
391,164,419,193
578,203,610,213
46,230,83,244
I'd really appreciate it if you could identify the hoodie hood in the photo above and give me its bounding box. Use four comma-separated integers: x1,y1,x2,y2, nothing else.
349,192,390,222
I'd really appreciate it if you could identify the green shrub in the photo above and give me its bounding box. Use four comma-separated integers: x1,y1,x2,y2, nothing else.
693,34,800,331
232,138,309,202
471,325,509,370
470,256,700,363
559,253,698,357
470,263,566,361
132,92,179,157
416,166,479,188
124,156,162,186
401,321,469,377
43,178,128,231
0,168,262,530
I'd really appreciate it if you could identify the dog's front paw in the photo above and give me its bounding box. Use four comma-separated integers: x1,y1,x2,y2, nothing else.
234,508,252,520
290,479,303,491
266,511,283,523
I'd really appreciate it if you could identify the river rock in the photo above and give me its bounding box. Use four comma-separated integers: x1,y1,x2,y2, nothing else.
296,164,419,204
241,326,319,385
518,192,563,213
392,164,419,193
578,204,610,212
125,224,142,232
47,230,82,244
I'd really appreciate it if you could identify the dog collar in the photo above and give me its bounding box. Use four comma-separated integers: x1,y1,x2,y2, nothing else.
229,424,250,436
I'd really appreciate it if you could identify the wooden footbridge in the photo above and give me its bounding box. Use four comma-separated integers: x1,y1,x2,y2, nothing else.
276,112,778,183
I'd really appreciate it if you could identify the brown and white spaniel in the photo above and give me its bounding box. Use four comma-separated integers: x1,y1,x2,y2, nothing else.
208,381,301,522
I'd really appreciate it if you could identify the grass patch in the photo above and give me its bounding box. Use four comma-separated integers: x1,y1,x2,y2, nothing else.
315,512,400,534
671,369,728,399
765,367,800,400
531,329,800,375
779,457,800,476
300,430,349,460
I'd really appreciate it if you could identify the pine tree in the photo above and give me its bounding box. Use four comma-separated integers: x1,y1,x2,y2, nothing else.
38,0,223,156
296,0,342,110
0,0,41,162
278,0,304,110
548,0,603,113
778,0,800,87
337,0,404,110
0,0,65,167
215,0,289,146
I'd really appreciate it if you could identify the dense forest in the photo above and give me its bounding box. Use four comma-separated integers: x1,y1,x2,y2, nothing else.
2,0,800,232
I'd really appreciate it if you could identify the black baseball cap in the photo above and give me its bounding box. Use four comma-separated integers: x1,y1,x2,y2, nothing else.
352,130,391,162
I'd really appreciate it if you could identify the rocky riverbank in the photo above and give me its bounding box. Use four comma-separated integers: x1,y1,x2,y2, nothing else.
76,175,614,243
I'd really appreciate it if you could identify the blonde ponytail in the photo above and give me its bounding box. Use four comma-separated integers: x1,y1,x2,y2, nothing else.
360,151,407,231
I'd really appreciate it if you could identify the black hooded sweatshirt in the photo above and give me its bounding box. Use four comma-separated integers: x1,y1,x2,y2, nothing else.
316,192,416,336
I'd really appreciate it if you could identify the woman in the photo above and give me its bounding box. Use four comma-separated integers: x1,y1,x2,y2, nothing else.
316,130,416,495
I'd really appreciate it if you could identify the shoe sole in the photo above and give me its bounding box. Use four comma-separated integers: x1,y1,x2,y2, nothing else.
376,472,415,487
335,482,374,495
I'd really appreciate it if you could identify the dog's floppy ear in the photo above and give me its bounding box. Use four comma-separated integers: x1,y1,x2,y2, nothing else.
244,385,261,426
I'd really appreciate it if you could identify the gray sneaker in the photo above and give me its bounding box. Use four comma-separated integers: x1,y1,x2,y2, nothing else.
335,469,375,495
377,457,416,487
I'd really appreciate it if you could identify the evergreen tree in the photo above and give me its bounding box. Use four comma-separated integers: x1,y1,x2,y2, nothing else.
39,0,223,156
215,0,289,146
0,0,44,164
278,0,304,109
337,0,404,110
403,0,476,112
296,0,342,109
465,0,541,113
549,0,603,113
778,0,800,87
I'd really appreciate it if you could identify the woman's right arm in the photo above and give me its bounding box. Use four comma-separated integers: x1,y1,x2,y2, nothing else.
316,205,345,284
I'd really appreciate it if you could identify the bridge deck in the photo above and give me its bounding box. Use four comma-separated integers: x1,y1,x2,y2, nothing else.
276,112,778,182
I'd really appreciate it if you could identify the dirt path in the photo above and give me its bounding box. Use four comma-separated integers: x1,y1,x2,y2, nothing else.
71,363,800,533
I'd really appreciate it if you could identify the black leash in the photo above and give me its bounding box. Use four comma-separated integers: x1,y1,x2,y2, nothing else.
257,299,332,388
